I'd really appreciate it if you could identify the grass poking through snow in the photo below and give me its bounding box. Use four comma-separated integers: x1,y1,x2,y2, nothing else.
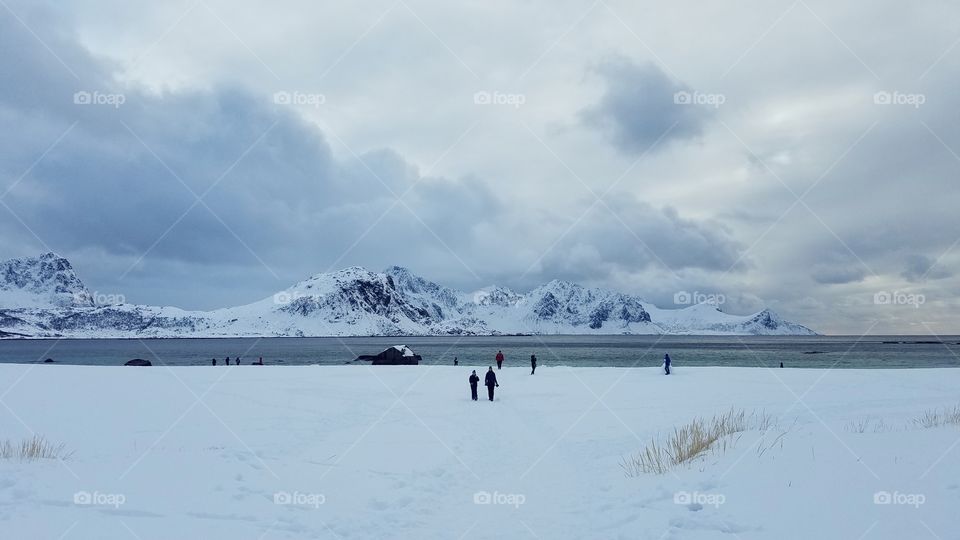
912,405,960,429
620,409,773,476
0,435,73,461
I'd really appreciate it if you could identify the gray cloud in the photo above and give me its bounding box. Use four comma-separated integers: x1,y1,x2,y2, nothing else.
811,264,867,285
534,197,746,285
1,0,959,333
580,57,710,154
0,4,509,307
902,254,951,283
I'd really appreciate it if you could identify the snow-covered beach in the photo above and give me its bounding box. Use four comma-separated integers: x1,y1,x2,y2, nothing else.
1,364,958,539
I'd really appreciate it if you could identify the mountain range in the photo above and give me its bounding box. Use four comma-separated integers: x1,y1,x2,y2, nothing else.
0,253,816,338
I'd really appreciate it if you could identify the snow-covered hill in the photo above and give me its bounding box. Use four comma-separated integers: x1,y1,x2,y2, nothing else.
0,253,816,338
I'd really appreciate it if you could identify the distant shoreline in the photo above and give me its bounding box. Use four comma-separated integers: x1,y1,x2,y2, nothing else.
3,334,960,341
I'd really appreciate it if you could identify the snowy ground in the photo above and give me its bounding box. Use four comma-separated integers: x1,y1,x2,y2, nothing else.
1,363,958,539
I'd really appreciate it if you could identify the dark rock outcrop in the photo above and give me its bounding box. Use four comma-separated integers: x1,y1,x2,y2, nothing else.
355,346,421,365
125,358,152,366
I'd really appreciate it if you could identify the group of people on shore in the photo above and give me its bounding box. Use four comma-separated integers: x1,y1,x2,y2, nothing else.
467,351,675,401
467,350,538,402
211,356,264,366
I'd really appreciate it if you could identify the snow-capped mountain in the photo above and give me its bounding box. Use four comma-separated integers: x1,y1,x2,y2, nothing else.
0,253,817,338
0,252,94,309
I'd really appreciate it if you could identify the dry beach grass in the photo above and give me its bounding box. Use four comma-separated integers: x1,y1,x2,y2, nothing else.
0,435,73,461
620,409,775,476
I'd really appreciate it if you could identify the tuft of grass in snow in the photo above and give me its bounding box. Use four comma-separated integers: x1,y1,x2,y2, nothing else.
0,435,73,462
912,405,960,429
844,416,892,433
620,409,773,476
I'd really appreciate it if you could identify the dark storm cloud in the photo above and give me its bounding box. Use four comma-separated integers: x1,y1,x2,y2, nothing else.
901,254,951,283
0,4,507,306
811,264,867,285
535,196,746,283
580,57,710,154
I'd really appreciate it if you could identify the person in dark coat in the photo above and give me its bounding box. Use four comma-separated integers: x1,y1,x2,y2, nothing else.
469,370,480,401
225,357,231,366
236,357,241,366
484,367,499,401
454,357,459,366
212,358,216,366
495,350,504,370
663,353,671,375
530,354,537,375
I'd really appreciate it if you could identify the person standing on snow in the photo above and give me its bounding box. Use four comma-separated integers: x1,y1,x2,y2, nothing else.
485,367,499,401
469,370,480,401
663,353,671,375
495,350,505,370
530,354,537,375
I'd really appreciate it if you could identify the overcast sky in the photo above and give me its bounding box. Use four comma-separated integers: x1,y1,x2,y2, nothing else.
1,0,958,334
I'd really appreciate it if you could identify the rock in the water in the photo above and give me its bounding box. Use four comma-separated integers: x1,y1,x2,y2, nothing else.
125,358,151,366
355,345,421,365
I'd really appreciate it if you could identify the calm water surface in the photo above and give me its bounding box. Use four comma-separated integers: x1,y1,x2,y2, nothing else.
1,335,959,369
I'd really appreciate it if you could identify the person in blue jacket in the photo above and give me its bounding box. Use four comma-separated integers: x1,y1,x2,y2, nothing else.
663,353,671,375
484,367,499,401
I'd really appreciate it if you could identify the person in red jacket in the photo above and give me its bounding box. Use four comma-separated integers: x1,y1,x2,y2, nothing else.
495,350,505,370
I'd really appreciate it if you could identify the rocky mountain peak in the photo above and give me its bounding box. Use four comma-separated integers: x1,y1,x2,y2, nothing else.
0,252,94,308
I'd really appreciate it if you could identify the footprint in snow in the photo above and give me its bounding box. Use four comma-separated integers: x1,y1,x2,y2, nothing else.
698,479,721,491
